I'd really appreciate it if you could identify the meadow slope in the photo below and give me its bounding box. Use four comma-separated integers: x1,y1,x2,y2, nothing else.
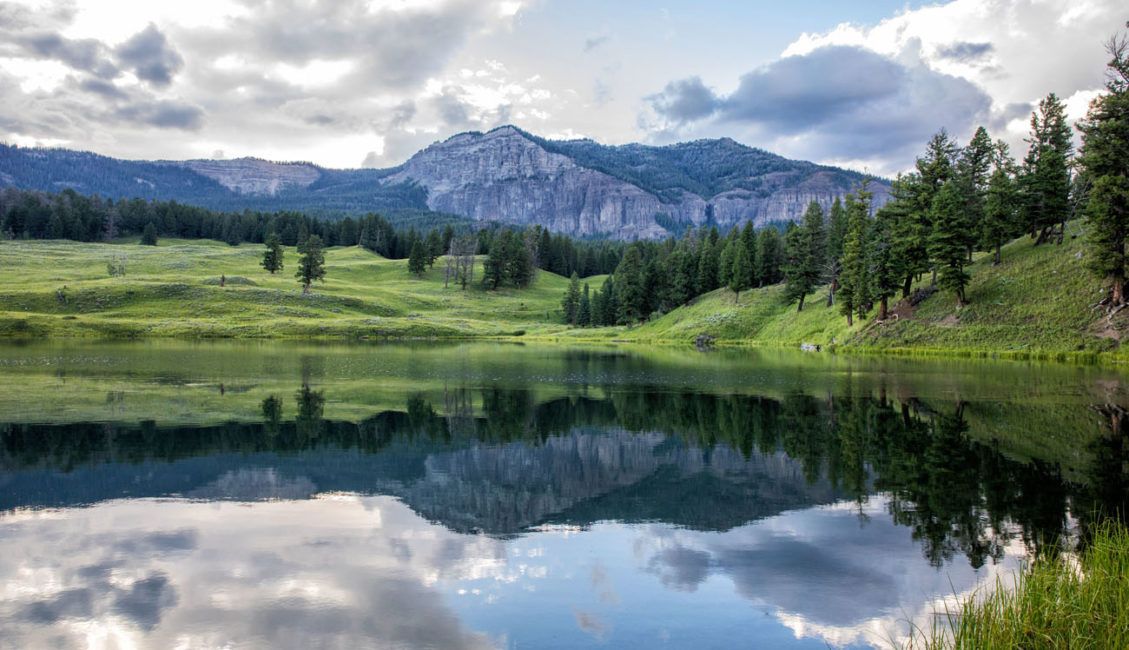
559,229,1127,361
0,239,587,339
2,231,1127,360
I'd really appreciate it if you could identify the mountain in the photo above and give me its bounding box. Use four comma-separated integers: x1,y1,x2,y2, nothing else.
0,126,889,239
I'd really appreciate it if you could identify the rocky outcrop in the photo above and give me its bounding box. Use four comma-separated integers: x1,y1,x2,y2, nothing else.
385,126,889,239
172,158,321,195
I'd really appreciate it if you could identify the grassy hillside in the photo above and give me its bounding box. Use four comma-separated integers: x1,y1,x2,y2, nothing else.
561,228,1126,361
2,230,1127,361
0,239,588,339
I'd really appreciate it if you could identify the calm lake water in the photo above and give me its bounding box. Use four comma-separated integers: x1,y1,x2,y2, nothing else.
0,342,1126,649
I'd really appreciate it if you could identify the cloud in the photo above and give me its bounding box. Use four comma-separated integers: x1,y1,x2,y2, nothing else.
647,45,992,169
114,99,205,130
935,41,993,62
115,24,184,86
646,76,719,124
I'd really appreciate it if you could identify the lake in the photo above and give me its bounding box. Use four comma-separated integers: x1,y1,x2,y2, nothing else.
0,341,1125,649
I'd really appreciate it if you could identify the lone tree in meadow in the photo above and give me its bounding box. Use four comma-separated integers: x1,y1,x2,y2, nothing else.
261,231,284,274
140,222,158,246
296,234,326,294
1081,25,1129,307
408,239,428,277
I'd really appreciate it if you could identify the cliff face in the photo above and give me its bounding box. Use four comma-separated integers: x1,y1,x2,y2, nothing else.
173,159,321,195
386,126,889,239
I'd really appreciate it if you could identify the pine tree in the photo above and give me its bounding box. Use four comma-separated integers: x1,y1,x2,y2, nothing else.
929,181,972,307
599,275,617,325
756,227,782,286
728,233,752,303
140,222,158,246
981,141,1020,265
1021,93,1074,244
696,232,720,293
782,223,807,308
740,221,758,288
261,231,284,274
296,234,326,294
1080,27,1129,305
615,246,646,324
784,201,827,311
482,230,509,289
668,247,694,306
562,272,581,325
825,197,848,305
425,229,442,268
838,188,872,325
868,204,902,320
957,126,994,260
578,283,592,326
408,239,427,277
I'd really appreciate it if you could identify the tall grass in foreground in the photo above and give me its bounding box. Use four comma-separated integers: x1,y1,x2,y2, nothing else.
912,521,1129,649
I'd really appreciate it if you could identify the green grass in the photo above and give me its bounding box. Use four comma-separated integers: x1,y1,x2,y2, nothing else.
0,238,596,339
913,520,1129,649
556,227,1126,360
2,230,1127,361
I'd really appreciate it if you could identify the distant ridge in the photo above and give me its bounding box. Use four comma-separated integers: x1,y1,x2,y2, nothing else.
0,126,888,239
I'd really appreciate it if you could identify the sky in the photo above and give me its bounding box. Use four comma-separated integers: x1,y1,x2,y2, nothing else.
0,0,1122,175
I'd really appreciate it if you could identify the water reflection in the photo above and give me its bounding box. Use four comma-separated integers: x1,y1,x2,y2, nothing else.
0,345,1127,648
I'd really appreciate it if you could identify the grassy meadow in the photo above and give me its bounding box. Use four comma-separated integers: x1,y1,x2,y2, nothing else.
0,238,592,339
1,229,1127,362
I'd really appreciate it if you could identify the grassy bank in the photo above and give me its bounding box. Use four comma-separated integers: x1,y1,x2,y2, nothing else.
0,238,588,339
2,230,1127,361
555,227,1127,361
915,521,1129,649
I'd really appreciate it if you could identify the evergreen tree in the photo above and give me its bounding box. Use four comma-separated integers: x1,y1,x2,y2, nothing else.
578,283,592,326
615,246,646,324
929,181,972,306
718,234,736,289
505,230,534,288
782,223,807,308
599,276,617,326
140,222,158,246
696,232,720,293
296,234,326,294
408,239,427,277
981,141,1020,264
756,227,782,285
825,197,848,305
668,247,695,306
261,231,284,274
783,201,827,311
1080,27,1129,305
957,126,994,260
425,229,442,268
728,232,752,302
868,204,902,320
562,272,581,325
838,187,872,325
740,221,759,288
1021,93,1074,244
900,131,957,296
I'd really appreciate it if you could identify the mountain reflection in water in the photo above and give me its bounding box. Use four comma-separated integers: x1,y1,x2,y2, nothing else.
0,343,1126,648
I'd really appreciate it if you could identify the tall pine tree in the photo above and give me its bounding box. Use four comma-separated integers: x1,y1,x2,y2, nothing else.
1080,27,1129,305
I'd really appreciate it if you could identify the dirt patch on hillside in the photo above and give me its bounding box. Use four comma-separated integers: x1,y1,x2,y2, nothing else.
937,314,961,327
